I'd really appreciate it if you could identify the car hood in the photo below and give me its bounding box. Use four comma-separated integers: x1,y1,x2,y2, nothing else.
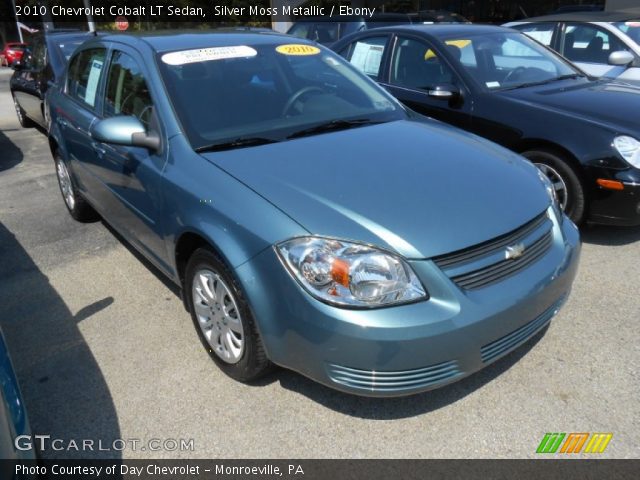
498,79,640,133
202,120,549,259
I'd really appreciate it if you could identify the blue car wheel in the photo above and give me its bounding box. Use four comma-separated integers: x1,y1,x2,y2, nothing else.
54,153,99,223
186,248,272,381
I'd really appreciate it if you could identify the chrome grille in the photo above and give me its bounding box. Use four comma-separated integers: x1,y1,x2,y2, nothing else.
327,360,462,393
481,298,563,364
434,211,553,290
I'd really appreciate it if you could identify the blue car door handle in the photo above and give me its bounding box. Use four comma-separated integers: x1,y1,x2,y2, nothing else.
56,117,68,128
91,142,107,157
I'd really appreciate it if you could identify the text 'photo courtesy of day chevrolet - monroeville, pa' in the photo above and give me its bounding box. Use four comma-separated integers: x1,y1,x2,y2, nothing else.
0,0,638,479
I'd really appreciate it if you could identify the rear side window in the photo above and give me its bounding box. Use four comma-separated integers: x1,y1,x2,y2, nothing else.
104,51,153,127
67,48,106,108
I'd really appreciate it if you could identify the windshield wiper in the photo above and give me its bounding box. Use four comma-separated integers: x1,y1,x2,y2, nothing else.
287,119,381,140
195,137,280,153
500,73,584,91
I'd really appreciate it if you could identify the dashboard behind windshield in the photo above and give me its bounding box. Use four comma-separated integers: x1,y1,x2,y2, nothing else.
443,32,579,91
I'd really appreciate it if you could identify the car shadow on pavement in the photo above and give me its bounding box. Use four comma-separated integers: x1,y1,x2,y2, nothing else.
580,223,640,246
0,129,23,171
0,222,124,468
273,326,548,419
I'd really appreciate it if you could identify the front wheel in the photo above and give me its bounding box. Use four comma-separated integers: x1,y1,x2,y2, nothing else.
185,248,272,382
54,154,99,222
522,149,586,225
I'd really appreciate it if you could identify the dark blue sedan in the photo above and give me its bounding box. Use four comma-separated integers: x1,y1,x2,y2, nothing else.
46,31,579,396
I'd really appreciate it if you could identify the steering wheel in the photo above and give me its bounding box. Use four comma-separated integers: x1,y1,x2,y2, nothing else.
282,86,324,116
503,66,528,83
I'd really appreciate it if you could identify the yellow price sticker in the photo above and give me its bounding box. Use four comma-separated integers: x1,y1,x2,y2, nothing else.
276,44,321,56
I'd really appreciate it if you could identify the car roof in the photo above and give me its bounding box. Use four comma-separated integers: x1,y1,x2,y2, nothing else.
520,11,640,23
361,24,514,37
97,29,289,53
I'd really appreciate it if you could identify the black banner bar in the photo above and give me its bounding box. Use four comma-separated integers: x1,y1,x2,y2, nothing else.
2,459,639,480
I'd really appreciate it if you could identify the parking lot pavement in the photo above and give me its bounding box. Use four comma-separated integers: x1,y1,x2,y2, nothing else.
0,67,638,460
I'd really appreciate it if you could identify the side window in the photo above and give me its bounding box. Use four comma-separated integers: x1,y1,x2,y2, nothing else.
67,48,106,108
390,37,456,90
563,23,627,64
288,23,311,40
24,38,46,70
344,36,387,80
104,51,153,127
515,23,556,47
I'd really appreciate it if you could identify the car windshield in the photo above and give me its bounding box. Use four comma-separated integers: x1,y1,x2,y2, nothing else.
441,32,579,91
157,43,403,150
613,20,640,45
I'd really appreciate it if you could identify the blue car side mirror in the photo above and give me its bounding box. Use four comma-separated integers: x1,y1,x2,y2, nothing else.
91,116,160,151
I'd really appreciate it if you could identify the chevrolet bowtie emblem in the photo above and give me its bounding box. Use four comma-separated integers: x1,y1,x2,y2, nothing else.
505,243,526,260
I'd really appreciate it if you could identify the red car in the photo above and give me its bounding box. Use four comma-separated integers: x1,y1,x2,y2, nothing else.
1,42,27,67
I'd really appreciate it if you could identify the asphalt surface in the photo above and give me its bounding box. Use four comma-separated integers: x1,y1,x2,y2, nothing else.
0,68,638,460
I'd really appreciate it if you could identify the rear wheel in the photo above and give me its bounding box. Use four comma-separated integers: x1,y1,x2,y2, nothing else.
522,149,586,225
54,153,99,222
12,93,35,128
186,248,272,382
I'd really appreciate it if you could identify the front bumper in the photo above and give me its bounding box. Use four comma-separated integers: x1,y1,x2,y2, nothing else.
588,168,640,226
236,215,581,397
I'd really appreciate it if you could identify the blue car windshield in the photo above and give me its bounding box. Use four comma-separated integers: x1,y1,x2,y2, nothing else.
157,43,404,150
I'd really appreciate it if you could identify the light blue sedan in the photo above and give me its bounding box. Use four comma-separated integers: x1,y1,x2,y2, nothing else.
46,31,580,396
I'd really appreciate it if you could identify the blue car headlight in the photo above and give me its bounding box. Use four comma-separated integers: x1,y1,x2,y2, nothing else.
276,237,427,308
613,135,640,169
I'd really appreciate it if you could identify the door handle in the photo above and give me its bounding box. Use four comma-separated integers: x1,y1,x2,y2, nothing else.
57,117,68,128
91,142,107,157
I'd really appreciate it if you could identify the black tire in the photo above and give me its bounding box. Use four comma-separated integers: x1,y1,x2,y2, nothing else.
185,248,272,382
54,153,99,222
12,93,35,128
522,149,587,225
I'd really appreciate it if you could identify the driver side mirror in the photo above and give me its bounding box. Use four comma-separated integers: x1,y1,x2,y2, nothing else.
427,84,460,100
90,116,160,151
608,50,634,67
11,60,24,71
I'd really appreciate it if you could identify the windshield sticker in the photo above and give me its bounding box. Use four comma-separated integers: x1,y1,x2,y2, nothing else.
276,44,321,56
486,81,501,88
161,46,257,65
84,59,103,107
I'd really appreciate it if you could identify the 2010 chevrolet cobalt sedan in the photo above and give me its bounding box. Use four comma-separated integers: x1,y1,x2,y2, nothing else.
46,31,580,396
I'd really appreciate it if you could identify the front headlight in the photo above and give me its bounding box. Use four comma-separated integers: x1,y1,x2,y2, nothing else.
613,136,640,168
276,237,427,308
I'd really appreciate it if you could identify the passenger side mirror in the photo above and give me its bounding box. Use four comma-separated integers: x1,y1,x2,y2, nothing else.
608,50,634,67
91,116,160,151
427,84,460,100
11,60,24,71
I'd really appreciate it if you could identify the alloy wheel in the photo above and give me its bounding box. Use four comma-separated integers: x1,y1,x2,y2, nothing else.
535,162,568,211
192,269,245,364
56,159,76,210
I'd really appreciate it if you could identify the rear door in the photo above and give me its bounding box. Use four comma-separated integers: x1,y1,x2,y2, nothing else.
56,46,109,206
